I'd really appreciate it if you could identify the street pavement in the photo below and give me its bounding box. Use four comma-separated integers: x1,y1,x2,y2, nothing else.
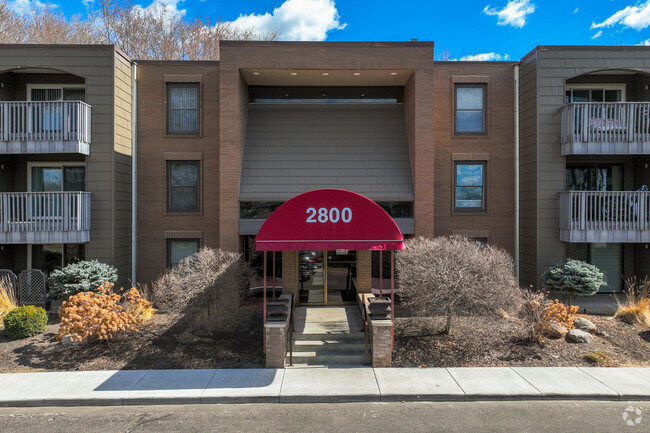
0,401,647,433
0,367,648,407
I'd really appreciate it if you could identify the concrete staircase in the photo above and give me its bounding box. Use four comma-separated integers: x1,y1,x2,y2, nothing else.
287,306,366,367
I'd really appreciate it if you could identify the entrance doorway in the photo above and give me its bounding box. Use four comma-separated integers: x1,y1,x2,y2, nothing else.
298,250,356,305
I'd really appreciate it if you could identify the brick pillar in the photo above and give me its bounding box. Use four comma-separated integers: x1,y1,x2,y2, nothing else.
282,251,298,300
356,250,371,293
370,320,393,367
265,321,289,368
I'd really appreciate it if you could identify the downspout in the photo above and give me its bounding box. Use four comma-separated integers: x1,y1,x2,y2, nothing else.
131,62,138,285
514,64,520,279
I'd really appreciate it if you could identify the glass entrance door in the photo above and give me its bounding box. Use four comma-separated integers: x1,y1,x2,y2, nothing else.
326,250,357,304
299,251,324,304
298,250,357,305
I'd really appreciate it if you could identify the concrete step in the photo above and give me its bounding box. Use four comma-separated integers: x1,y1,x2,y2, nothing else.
286,351,366,366
292,340,365,352
291,331,365,341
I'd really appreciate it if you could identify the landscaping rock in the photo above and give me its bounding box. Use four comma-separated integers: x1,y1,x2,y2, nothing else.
545,321,568,339
61,334,77,346
596,329,608,338
573,317,597,334
567,329,594,344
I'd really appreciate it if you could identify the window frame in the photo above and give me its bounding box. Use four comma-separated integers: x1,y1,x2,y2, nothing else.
166,82,201,136
454,84,487,135
166,160,201,213
166,238,200,268
454,161,487,213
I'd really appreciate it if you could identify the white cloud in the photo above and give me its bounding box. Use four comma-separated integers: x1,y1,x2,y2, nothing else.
229,0,346,41
638,39,650,45
133,0,186,20
483,0,535,28
573,7,579,14
459,52,510,61
7,0,56,14
591,1,650,30
591,30,603,39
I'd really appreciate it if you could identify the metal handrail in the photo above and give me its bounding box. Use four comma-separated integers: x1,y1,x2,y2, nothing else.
560,102,650,144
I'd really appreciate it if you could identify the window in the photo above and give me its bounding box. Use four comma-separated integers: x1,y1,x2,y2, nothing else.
565,243,622,293
565,86,625,103
167,161,200,212
455,162,486,211
455,84,486,134
167,239,200,268
167,83,200,135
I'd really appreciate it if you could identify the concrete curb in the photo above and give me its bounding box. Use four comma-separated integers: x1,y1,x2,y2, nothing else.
0,367,647,406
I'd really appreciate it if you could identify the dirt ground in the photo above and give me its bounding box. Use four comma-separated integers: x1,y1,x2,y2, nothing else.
1,307,648,372
0,310,265,373
392,314,650,368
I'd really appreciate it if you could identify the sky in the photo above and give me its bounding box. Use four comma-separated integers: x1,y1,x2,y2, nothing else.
7,0,650,60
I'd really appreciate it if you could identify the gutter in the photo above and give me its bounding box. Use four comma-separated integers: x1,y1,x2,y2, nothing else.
514,64,520,279
131,62,138,285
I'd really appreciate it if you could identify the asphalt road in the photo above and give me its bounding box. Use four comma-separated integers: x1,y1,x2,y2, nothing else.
0,401,647,433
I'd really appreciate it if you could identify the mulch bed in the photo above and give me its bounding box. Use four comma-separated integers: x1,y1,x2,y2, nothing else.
0,310,264,373
392,314,650,368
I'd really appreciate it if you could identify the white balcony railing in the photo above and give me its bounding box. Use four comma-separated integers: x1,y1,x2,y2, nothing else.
559,191,650,243
0,101,91,154
0,192,91,244
560,102,650,154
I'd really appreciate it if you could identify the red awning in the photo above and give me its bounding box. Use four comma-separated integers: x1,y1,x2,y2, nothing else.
255,189,404,251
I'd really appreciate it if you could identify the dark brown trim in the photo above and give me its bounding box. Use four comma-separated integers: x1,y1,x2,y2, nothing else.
220,40,435,47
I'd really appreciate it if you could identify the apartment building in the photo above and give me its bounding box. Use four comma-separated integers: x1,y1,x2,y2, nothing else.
0,42,648,312
0,45,134,285
519,46,650,305
136,41,516,305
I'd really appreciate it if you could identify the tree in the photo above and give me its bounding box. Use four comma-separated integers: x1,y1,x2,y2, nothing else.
49,260,119,299
0,0,278,60
396,236,521,335
541,258,604,304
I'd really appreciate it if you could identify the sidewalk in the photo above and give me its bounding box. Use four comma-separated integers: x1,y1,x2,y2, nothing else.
0,367,648,407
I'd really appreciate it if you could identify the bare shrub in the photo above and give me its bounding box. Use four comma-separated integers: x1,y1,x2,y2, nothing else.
149,247,253,334
396,236,521,335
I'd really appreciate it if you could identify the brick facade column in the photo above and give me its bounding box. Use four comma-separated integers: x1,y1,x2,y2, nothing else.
265,321,289,368
370,320,393,367
281,251,298,299
356,250,372,293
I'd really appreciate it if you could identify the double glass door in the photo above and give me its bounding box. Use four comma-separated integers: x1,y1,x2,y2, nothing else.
298,250,357,305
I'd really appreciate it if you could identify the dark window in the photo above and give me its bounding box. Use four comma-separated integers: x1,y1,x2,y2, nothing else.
167,83,200,135
167,239,200,268
471,237,488,244
455,84,486,134
565,243,622,293
167,161,200,212
455,162,486,211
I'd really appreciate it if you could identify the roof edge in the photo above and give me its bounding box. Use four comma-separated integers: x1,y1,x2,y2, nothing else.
220,40,434,48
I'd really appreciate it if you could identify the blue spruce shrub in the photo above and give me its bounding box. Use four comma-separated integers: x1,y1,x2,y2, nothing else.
542,258,604,299
49,260,118,299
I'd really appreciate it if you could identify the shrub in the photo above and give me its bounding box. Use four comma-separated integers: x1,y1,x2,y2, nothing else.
520,291,578,341
0,278,18,320
3,305,47,339
614,276,650,327
396,236,522,335
542,259,604,303
149,247,253,334
57,282,154,342
49,260,118,299
584,351,615,366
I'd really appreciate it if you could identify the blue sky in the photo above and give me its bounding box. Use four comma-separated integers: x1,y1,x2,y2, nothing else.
11,0,650,60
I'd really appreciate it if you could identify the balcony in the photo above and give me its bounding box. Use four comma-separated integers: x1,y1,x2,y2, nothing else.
0,192,91,244
559,191,650,243
0,101,91,154
560,102,650,155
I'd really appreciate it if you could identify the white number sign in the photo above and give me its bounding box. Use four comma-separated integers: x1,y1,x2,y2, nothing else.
306,207,352,223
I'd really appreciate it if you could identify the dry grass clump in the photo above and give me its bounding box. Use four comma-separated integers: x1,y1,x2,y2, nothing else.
0,278,18,320
57,282,154,342
149,247,253,334
614,276,650,327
